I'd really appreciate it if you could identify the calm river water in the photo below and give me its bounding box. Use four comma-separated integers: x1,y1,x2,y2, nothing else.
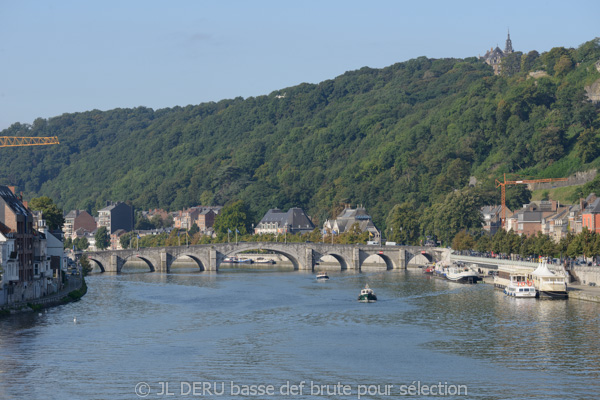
0,266,599,400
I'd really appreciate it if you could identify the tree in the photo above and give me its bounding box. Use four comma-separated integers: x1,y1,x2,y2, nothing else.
576,128,600,163
94,226,110,250
505,185,532,211
554,54,573,77
150,214,165,229
541,47,573,75
28,196,65,230
73,237,89,251
337,223,369,244
501,52,522,76
135,216,154,230
520,50,540,72
452,231,475,251
120,232,134,249
575,38,600,63
189,223,199,236
80,256,92,276
386,201,421,245
423,190,483,246
213,200,253,235
533,126,565,166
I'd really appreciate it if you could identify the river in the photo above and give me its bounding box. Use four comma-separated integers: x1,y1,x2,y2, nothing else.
0,266,599,399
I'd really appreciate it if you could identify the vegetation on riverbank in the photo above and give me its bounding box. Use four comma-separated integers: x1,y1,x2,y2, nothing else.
453,227,600,260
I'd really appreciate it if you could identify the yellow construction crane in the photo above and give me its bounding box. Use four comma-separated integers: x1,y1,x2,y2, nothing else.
0,136,59,148
495,173,568,228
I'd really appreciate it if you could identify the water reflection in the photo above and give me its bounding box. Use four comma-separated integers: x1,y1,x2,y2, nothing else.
0,269,598,399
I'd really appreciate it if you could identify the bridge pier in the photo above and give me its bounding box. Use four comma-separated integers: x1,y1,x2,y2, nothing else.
158,251,173,273
352,247,360,270
108,254,124,273
302,248,313,271
209,248,218,271
398,249,407,269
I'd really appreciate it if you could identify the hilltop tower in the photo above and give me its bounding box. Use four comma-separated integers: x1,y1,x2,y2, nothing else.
504,30,513,54
480,31,515,75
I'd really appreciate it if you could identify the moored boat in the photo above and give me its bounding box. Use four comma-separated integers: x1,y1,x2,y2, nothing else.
445,264,481,284
528,261,568,299
358,284,377,302
222,256,254,264
423,263,436,275
255,257,275,264
503,274,537,298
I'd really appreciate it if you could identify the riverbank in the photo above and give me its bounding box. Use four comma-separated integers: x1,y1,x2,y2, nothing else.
567,283,600,303
0,275,87,316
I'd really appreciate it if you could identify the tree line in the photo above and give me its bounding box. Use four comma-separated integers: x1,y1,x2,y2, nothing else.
3,39,598,236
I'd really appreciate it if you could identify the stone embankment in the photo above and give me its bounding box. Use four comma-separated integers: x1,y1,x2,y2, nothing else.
1,275,87,315
568,284,600,303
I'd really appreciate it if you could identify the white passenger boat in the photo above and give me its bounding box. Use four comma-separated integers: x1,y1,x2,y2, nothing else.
503,274,537,298
528,261,568,299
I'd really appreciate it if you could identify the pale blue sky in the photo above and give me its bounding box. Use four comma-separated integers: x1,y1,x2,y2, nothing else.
1,0,598,130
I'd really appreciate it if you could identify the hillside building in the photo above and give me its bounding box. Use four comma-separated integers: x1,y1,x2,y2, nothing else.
323,206,379,238
255,208,315,235
98,201,134,234
0,231,18,284
481,205,504,235
63,209,97,240
480,31,514,75
582,197,600,233
173,206,218,232
0,185,35,282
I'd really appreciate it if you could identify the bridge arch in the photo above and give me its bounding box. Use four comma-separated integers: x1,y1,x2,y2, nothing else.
122,254,156,272
87,257,106,273
170,254,205,272
313,251,350,270
360,253,395,270
407,252,433,266
221,247,301,270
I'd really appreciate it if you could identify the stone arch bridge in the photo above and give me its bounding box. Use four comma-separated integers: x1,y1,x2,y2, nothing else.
85,242,449,273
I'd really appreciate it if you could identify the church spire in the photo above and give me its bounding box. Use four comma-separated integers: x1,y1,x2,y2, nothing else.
504,29,513,54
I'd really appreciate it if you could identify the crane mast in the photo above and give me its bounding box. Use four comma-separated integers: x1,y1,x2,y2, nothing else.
495,173,568,228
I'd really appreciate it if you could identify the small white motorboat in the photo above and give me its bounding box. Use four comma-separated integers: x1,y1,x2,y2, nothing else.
316,272,329,281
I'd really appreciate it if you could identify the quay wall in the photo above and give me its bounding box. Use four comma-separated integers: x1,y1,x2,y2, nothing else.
569,266,600,286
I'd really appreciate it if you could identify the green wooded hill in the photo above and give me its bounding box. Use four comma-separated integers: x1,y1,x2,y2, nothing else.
2,39,600,232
